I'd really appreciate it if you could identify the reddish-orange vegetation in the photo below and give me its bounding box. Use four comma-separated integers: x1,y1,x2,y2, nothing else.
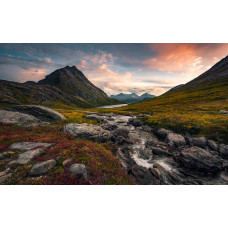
0,124,134,185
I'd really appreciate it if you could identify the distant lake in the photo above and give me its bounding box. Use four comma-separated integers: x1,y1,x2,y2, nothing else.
96,104,128,109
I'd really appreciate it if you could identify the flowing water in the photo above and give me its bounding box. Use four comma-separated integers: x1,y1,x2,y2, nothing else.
96,104,128,109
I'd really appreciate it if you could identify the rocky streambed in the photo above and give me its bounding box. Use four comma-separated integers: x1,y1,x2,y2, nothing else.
1,105,228,185
64,112,228,185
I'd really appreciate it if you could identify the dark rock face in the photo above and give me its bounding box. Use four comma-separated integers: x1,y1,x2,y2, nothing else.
5,105,66,123
157,128,172,139
178,147,223,173
219,144,228,158
189,137,207,148
208,140,218,151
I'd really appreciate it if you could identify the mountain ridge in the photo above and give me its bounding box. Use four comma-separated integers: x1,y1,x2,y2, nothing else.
0,66,120,108
110,92,156,103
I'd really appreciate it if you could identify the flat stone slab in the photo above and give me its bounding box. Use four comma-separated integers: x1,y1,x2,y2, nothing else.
0,110,48,127
63,123,111,142
29,159,56,176
9,142,54,151
5,105,66,123
9,148,45,165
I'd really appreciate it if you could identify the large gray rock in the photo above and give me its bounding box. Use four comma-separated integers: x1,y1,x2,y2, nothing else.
189,137,207,148
0,152,10,160
0,110,48,127
29,159,56,176
9,148,45,165
166,133,186,147
63,123,112,142
5,105,66,123
9,142,54,151
178,146,223,173
69,163,87,180
219,144,228,159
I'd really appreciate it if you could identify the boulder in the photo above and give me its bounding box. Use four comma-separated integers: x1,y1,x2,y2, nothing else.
9,148,45,165
29,159,56,176
189,137,207,148
166,133,186,147
63,123,112,142
219,144,228,159
84,114,106,122
157,128,172,139
178,146,223,173
9,142,54,151
5,105,66,123
69,164,87,180
207,140,218,151
0,110,48,127
128,118,142,127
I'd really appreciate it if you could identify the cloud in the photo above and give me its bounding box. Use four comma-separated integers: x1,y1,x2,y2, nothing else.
143,43,228,81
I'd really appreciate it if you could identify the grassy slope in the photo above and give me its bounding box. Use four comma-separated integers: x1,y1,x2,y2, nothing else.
0,113,134,185
119,81,228,143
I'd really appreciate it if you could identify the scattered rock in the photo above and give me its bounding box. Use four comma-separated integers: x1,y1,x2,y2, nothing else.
69,164,87,180
84,114,106,122
189,137,207,148
5,105,66,123
219,144,228,159
166,133,186,147
9,148,45,165
178,146,223,173
29,159,56,176
0,152,10,160
157,128,172,139
63,158,72,166
207,140,218,151
9,142,54,151
219,110,228,115
63,123,112,142
0,110,48,127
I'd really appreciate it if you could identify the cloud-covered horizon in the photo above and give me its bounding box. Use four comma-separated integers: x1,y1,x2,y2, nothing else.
0,43,228,96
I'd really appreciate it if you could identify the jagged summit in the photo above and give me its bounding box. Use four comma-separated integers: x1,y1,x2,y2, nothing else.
0,66,119,108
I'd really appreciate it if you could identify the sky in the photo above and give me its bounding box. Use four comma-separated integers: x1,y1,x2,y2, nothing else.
0,43,228,96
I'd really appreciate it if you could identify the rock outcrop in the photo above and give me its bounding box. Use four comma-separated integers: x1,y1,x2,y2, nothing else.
0,110,48,127
178,146,223,173
5,105,66,123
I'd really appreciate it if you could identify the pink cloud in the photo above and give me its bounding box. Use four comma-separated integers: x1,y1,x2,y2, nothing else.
143,43,228,80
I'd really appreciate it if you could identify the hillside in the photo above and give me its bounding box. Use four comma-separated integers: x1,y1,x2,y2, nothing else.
119,56,228,143
110,92,155,103
0,66,119,109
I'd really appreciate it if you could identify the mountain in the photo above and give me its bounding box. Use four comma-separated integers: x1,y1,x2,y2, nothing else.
0,66,120,108
121,55,228,143
110,92,156,103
